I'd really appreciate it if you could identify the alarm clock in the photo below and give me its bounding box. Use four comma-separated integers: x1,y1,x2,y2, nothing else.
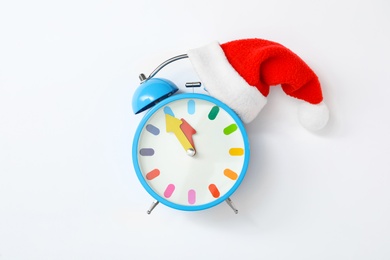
132,55,250,214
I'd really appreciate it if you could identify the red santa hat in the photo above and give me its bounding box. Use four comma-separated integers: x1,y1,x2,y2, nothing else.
187,38,329,131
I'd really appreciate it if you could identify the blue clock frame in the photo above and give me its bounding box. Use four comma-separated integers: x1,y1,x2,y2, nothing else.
132,93,250,211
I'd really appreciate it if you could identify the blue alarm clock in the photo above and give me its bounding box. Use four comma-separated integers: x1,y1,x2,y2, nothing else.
132,55,250,214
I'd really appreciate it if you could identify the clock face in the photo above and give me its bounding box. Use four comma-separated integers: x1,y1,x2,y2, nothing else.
133,93,250,211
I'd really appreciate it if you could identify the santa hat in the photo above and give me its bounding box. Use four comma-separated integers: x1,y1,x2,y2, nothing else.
186,38,329,131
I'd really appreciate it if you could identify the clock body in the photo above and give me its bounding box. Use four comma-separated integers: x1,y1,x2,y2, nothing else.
132,93,250,211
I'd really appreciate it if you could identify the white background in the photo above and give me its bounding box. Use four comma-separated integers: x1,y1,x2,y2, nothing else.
1,0,389,259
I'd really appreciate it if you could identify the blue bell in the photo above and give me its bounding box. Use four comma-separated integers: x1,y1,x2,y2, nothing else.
132,77,179,114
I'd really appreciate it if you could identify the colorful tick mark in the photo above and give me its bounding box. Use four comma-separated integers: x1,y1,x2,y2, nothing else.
188,189,196,204
229,148,244,156
208,184,220,198
164,184,175,198
223,124,238,135
164,106,174,117
145,169,160,180
187,100,195,115
146,124,160,135
208,106,220,120
139,148,154,156
224,168,238,180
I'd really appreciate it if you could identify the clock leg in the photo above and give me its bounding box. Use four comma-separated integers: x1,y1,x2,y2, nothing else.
147,200,160,214
225,197,238,214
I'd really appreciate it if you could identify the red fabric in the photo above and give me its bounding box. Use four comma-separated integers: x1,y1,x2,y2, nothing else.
221,39,323,104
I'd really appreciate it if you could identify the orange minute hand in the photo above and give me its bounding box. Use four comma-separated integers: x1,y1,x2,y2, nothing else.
180,118,196,148
165,114,196,155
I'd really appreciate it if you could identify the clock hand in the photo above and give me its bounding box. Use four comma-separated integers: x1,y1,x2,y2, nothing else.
165,114,196,156
180,118,196,148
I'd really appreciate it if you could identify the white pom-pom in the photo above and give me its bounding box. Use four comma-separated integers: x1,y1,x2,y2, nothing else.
298,102,329,131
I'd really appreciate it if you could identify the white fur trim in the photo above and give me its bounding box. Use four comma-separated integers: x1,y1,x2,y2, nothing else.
187,42,267,123
298,102,329,131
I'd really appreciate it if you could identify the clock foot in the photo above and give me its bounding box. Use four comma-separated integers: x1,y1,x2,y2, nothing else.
225,197,238,214
147,200,160,214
